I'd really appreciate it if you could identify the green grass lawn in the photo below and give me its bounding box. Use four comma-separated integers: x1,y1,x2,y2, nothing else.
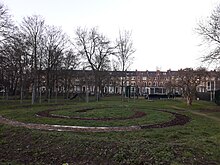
0,97,220,164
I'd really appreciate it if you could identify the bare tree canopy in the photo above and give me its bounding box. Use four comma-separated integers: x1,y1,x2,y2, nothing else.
197,4,220,65
115,30,135,72
175,68,207,106
114,30,135,101
74,27,114,101
75,27,113,71
20,15,45,69
42,25,69,70
62,49,79,69
0,3,14,41
20,15,45,104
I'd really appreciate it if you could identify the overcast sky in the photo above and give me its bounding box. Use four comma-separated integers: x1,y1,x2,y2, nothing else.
2,0,220,71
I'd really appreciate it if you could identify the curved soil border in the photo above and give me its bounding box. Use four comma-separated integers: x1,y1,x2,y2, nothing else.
36,107,147,121
140,110,190,129
0,109,190,132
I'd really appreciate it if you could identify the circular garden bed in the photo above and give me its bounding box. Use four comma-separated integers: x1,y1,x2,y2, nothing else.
0,103,190,132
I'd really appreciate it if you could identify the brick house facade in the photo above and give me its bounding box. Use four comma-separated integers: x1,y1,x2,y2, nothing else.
38,69,220,99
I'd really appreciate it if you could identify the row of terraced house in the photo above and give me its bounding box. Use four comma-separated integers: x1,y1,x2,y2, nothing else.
37,69,219,100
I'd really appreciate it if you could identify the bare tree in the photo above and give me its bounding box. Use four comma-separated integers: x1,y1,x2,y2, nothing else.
62,49,80,99
175,68,207,106
41,25,69,101
62,49,79,69
20,15,45,104
0,3,14,43
0,3,29,101
1,29,29,100
0,2,15,98
74,27,114,101
115,30,135,100
116,30,135,71
197,4,220,66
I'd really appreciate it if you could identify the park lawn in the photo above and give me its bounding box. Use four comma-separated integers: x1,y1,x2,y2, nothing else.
0,98,220,164
0,100,174,127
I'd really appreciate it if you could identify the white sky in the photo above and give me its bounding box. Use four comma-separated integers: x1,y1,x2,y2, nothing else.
2,0,220,71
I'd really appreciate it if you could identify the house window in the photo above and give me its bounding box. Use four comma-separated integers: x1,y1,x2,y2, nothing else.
153,82,157,86
82,86,86,92
143,77,147,80
207,82,211,90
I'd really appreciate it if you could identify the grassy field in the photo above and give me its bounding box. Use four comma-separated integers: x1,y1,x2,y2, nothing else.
0,97,220,164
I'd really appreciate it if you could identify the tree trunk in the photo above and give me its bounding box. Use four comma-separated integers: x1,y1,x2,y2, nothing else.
45,71,50,101
20,75,23,104
94,73,100,101
32,35,37,104
121,78,124,101
64,77,67,99
186,96,192,106
32,82,36,104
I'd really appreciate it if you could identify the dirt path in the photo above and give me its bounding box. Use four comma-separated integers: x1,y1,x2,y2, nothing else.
0,115,141,132
0,110,190,132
